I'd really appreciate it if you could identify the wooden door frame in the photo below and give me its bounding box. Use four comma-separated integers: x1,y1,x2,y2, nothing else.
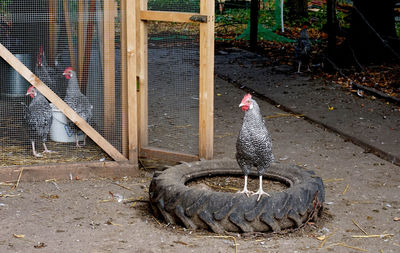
137,0,215,162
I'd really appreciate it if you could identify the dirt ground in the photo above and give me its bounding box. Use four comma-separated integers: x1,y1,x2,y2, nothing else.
1,51,400,252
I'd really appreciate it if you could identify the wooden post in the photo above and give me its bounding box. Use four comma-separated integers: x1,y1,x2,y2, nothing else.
48,0,57,66
78,0,85,86
81,0,97,92
125,0,138,163
137,0,148,149
63,0,76,70
103,0,116,140
0,43,127,161
199,0,214,159
120,0,128,157
327,0,337,59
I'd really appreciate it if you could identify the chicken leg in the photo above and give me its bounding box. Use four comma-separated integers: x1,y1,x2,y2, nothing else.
42,142,55,153
31,141,42,157
237,175,253,196
252,175,270,201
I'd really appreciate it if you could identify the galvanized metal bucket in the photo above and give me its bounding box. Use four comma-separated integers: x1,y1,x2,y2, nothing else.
0,53,33,97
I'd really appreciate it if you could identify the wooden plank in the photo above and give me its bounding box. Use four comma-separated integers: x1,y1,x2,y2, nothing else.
103,0,116,140
140,147,199,163
78,0,85,85
81,0,97,92
120,0,128,157
140,10,199,23
126,0,138,163
62,0,76,70
0,161,137,182
198,0,214,159
0,43,127,161
137,0,148,149
48,0,57,66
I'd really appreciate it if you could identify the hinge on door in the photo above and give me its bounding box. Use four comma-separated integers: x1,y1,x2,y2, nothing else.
189,15,208,23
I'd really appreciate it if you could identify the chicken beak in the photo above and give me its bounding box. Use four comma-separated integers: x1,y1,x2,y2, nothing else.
239,103,244,107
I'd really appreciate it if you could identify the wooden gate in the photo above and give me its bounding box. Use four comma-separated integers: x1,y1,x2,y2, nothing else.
134,0,215,162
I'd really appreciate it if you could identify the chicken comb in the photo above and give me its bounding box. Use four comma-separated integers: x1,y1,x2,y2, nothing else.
37,46,43,65
27,86,35,93
241,93,252,103
64,66,74,72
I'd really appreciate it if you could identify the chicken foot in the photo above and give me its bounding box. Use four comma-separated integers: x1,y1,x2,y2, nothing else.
237,175,254,196
253,175,270,201
31,141,42,157
42,142,55,153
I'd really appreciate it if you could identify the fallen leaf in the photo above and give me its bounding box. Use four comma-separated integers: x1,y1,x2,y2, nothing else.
328,106,334,111
41,194,59,199
317,235,326,241
34,242,46,248
394,217,400,221
13,234,25,238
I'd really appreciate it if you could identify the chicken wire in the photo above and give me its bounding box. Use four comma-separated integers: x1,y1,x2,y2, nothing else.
0,0,123,165
147,21,200,155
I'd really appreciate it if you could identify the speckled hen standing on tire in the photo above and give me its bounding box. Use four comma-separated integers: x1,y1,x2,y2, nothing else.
236,93,274,201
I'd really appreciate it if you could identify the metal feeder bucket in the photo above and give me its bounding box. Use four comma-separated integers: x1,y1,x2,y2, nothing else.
0,54,33,97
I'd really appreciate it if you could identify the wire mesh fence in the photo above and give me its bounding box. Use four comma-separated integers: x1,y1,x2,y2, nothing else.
0,0,124,166
0,0,208,165
147,21,200,155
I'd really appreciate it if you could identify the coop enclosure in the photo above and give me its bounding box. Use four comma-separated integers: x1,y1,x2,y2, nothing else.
0,0,214,179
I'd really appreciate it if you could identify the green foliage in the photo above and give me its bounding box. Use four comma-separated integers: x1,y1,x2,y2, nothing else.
216,8,277,28
284,5,350,30
0,0,11,13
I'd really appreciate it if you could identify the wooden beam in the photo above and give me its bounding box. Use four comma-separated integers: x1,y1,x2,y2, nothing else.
63,0,76,70
137,0,148,149
81,0,97,92
0,43,127,161
0,161,137,182
198,0,214,160
78,0,85,85
140,10,202,23
48,0,58,66
103,0,116,140
140,147,199,163
121,0,128,157
126,0,138,163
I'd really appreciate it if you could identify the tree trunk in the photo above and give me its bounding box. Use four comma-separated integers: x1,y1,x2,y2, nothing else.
327,0,337,59
350,0,397,62
250,0,259,51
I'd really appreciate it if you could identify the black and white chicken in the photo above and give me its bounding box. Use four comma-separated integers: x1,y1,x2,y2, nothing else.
236,94,274,201
24,86,54,157
63,67,93,147
35,46,64,98
295,27,312,73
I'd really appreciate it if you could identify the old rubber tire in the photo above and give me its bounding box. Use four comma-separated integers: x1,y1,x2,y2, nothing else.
149,159,325,234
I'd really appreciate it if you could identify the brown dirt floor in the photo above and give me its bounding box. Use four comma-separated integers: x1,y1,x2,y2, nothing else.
1,64,400,253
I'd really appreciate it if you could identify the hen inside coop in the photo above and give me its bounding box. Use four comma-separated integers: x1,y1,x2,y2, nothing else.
0,0,210,167
0,0,125,165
